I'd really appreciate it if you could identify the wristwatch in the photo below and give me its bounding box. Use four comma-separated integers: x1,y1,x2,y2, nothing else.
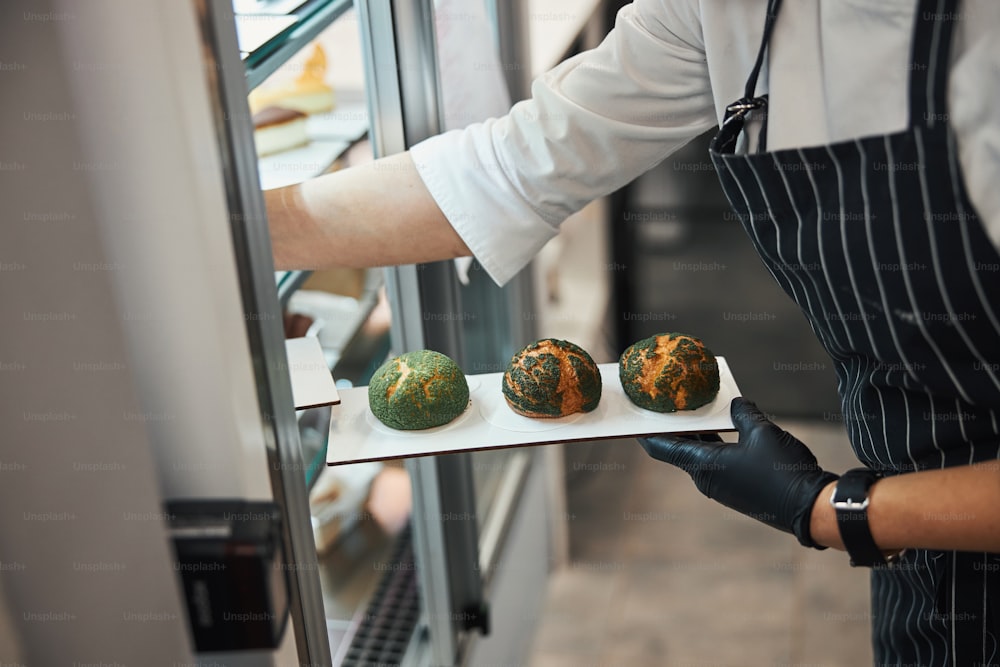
830,468,904,568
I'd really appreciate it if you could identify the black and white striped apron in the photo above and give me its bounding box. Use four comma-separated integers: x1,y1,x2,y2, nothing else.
708,0,1000,663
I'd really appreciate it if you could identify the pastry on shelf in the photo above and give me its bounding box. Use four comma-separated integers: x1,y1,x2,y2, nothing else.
248,43,335,115
252,106,309,157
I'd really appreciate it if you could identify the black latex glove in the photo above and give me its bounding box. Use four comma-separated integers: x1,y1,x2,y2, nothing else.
639,397,839,549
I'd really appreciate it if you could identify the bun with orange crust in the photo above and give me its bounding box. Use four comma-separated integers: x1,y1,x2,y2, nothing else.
502,339,601,418
618,333,719,412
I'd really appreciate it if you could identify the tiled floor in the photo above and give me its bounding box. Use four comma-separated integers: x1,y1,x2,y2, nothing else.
528,422,874,667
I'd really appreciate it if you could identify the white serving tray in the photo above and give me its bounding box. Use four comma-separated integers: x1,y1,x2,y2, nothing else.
257,139,351,191
305,99,370,142
285,337,340,410
326,358,740,466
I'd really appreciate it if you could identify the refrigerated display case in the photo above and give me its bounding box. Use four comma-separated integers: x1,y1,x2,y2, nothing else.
3,0,552,665
204,0,552,665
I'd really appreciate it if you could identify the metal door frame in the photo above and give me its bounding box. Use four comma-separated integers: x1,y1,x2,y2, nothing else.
357,1,489,663
197,2,332,664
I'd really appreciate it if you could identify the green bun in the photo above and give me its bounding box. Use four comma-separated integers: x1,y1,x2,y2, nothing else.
368,349,470,430
618,333,720,412
502,338,602,418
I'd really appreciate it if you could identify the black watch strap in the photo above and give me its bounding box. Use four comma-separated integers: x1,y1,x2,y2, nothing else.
831,467,886,567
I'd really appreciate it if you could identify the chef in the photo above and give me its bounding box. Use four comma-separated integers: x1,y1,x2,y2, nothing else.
266,0,1000,663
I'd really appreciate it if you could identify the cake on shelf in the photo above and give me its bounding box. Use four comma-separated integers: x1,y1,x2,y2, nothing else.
249,43,335,115
252,106,309,157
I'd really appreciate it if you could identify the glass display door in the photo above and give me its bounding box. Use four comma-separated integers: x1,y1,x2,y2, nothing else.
358,1,541,664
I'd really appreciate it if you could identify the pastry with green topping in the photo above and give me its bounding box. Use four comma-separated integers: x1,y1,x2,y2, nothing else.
368,350,469,430
502,339,602,418
618,333,719,412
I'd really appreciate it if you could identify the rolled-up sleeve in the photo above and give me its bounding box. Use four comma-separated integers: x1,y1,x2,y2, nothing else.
410,0,717,285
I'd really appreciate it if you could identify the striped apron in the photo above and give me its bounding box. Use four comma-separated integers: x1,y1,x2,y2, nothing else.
708,0,1000,663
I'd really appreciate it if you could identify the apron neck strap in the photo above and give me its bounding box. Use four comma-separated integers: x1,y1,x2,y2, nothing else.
742,0,783,103
909,0,962,129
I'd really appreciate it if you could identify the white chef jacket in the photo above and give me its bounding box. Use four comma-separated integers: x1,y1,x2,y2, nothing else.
409,0,1000,286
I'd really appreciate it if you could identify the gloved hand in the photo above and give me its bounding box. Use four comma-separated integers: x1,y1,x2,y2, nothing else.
639,397,839,549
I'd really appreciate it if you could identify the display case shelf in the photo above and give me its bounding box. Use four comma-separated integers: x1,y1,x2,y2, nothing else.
242,0,354,92
277,269,312,306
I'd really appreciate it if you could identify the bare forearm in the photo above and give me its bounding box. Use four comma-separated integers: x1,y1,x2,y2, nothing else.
266,152,471,270
810,461,1000,553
